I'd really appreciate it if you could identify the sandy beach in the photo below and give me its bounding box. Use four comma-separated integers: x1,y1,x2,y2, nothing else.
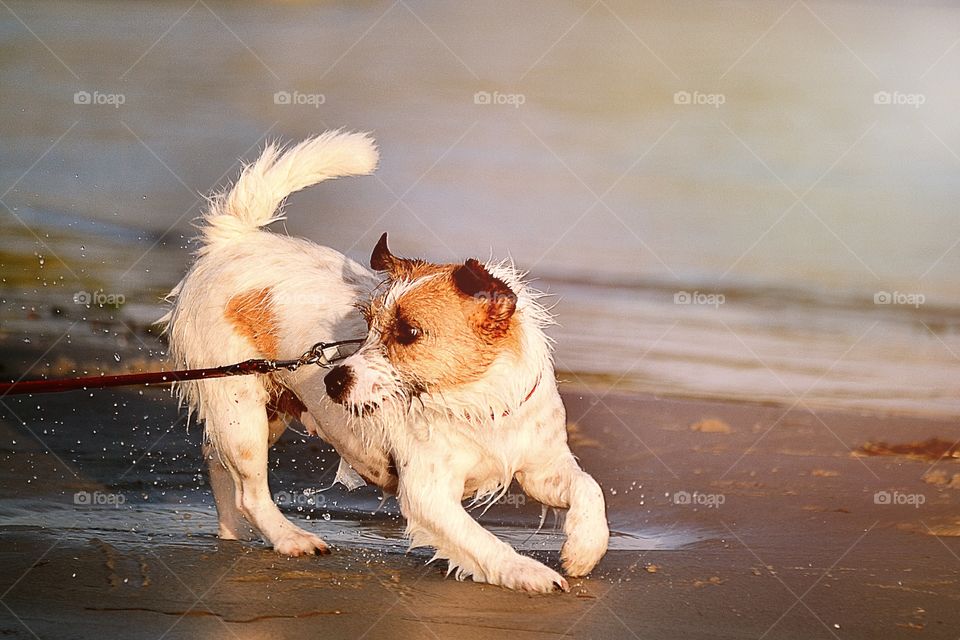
2,338,959,639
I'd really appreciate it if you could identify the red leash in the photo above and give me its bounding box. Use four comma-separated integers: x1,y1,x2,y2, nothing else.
0,339,362,397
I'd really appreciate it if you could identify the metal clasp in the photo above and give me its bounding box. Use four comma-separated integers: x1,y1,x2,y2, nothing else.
280,338,365,372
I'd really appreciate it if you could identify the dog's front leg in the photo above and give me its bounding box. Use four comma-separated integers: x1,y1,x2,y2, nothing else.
398,457,568,593
516,453,609,577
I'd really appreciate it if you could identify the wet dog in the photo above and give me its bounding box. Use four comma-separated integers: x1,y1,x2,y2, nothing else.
161,131,608,592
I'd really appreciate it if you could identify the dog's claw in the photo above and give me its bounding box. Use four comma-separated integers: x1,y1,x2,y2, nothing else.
497,554,568,593
272,529,330,557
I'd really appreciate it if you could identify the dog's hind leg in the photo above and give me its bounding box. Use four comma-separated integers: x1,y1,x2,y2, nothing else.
204,402,290,541
516,453,609,577
205,439,258,540
203,376,329,556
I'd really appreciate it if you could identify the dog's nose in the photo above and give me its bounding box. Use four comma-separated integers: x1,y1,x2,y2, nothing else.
324,365,354,402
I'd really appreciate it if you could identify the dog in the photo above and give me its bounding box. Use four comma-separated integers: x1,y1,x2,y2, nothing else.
160,130,609,592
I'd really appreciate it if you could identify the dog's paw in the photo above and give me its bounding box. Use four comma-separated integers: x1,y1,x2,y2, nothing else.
561,518,609,577
271,528,331,557
496,554,569,594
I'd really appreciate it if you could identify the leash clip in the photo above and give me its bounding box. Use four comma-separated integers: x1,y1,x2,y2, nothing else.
283,339,365,372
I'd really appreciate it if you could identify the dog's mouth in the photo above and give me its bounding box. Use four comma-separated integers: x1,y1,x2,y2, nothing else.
347,401,381,417
340,382,427,417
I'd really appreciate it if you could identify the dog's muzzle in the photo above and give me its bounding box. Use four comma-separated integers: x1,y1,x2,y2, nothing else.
324,365,354,403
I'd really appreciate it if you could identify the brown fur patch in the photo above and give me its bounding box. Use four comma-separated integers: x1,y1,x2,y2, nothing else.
225,288,280,358
267,386,307,423
371,265,521,391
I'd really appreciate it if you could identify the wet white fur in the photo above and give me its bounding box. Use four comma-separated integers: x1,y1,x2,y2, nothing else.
160,131,609,592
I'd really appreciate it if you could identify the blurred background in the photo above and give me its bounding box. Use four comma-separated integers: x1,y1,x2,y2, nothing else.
2,0,959,416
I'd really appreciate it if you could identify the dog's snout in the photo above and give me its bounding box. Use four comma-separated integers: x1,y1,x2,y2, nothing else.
324,365,354,402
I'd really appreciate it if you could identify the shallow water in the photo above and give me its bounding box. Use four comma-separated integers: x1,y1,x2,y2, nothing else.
0,500,696,553
1,0,959,416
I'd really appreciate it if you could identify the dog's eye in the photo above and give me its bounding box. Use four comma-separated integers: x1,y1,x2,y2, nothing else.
394,318,421,345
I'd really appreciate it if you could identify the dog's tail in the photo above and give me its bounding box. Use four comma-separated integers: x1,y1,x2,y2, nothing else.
199,130,378,248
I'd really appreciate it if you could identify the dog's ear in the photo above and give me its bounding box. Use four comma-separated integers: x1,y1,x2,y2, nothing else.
453,258,517,336
370,233,406,275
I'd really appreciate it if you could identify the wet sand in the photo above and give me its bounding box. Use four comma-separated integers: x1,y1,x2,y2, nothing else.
1,339,959,639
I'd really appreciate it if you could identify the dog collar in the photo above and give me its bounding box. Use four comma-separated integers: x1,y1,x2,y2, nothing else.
501,373,541,418
520,374,541,405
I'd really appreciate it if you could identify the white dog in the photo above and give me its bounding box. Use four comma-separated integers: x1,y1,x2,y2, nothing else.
160,131,608,592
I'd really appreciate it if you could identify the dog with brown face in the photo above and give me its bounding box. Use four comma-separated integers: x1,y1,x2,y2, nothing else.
161,131,609,593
